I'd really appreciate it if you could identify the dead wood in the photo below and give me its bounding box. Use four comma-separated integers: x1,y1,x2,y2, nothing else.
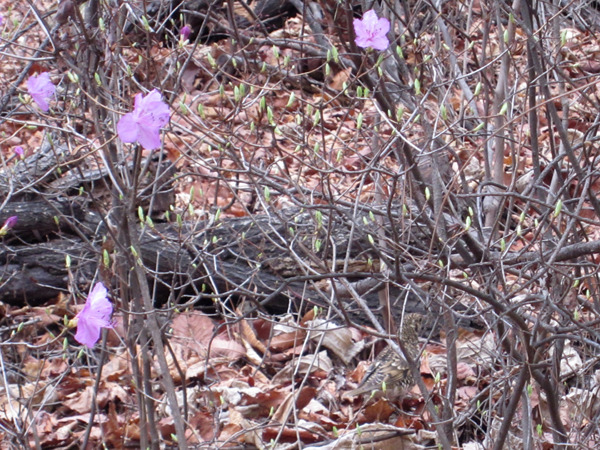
0,193,430,327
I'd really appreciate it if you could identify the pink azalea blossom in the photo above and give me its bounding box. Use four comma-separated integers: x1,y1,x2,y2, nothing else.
75,282,113,348
14,146,24,158
27,72,56,112
353,10,390,51
180,25,191,41
117,89,170,150
0,216,17,236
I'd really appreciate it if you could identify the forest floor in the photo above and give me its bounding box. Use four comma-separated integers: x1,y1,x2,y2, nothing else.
2,0,600,448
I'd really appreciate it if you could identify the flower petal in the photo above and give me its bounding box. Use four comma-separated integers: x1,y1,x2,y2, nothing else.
117,112,139,143
355,35,372,48
34,97,50,112
369,35,390,51
136,125,162,150
180,25,191,41
353,19,369,47
139,92,170,126
118,90,170,149
3,216,17,229
362,10,379,28
74,282,113,348
141,89,163,105
138,107,170,129
375,18,390,36
27,73,55,112
75,315,103,348
87,283,112,318
133,92,144,109
353,10,390,51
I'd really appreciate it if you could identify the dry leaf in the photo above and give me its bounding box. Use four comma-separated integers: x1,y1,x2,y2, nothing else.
227,408,262,446
363,398,395,422
303,423,420,449
272,351,333,383
305,319,365,364
171,311,246,360
269,329,307,352
171,311,214,347
271,386,317,424
64,385,94,414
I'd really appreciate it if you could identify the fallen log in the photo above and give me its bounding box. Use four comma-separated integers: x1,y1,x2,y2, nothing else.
0,144,479,328
0,195,431,326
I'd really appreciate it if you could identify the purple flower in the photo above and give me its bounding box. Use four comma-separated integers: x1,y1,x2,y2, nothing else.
3,216,17,229
0,216,17,236
27,72,56,112
0,14,4,27
117,89,170,150
180,25,191,41
14,146,24,158
74,282,113,348
353,10,390,51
